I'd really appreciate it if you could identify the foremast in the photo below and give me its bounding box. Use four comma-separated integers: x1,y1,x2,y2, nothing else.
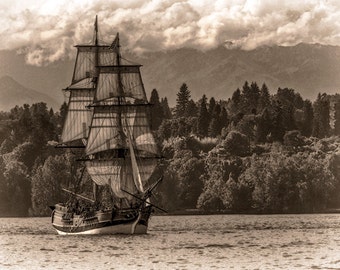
59,15,110,148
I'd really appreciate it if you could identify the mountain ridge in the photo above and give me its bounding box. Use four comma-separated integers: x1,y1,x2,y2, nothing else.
136,43,340,104
0,43,339,109
0,75,59,111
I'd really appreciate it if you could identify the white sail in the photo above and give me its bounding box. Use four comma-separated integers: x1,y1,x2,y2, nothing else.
85,103,159,198
95,66,147,101
124,106,159,155
86,158,157,199
86,103,158,157
62,43,121,144
61,78,95,144
72,46,116,84
83,32,160,200
85,106,123,155
123,114,144,193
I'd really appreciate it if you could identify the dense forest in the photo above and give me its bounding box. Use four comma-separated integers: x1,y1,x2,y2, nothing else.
0,81,339,216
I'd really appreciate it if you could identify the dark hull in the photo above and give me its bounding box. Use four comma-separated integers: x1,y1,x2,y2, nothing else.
51,204,152,235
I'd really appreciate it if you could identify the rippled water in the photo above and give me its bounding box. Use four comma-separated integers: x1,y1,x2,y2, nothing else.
0,214,340,269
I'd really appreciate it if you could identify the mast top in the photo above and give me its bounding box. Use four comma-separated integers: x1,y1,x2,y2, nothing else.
94,15,98,45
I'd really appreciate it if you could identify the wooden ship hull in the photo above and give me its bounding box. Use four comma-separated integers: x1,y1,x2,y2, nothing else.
51,203,152,235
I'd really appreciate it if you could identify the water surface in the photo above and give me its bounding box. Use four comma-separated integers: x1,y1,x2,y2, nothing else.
1,214,339,269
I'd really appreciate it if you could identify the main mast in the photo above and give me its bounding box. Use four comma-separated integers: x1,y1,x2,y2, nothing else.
92,15,99,201
84,23,160,206
115,33,125,157
114,33,145,194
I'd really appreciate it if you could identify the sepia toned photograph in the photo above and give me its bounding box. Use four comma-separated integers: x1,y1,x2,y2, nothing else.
0,0,339,269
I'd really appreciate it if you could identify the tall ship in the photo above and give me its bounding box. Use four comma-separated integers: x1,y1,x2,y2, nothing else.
51,17,163,235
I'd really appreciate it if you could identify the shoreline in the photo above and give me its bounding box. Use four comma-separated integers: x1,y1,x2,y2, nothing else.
1,208,340,218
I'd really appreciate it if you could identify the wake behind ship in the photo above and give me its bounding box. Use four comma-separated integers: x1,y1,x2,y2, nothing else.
51,16,163,235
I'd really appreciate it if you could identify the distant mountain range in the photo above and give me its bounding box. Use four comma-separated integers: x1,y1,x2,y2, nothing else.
138,43,340,103
0,76,58,111
0,43,339,111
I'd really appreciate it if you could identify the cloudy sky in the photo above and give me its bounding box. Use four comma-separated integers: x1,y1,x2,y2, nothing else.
1,0,339,66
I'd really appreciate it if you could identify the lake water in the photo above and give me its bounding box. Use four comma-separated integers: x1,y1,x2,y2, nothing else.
0,214,339,269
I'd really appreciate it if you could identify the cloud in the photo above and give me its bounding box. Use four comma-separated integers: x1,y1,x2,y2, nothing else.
1,0,339,65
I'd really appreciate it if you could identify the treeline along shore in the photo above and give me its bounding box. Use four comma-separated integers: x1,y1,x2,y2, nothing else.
0,81,339,216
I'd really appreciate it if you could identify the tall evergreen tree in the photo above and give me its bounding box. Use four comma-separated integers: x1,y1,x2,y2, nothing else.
15,104,33,143
59,102,68,124
301,99,314,137
293,93,304,109
249,82,260,114
276,87,297,132
240,81,260,114
53,102,68,137
197,95,210,137
240,81,250,113
160,97,172,119
232,88,241,104
219,107,229,131
270,100,285,141
241,81,251,97
30,102,55,146
258,83,271,113
334,100,340,135
230,88,241,114
212,103,221,119
256,108,271,143
186,99,198,117
175,83,191,118
208,97,216,117
49,108,54,118
208,118,219,138
208,103,223,137
313,93,330,138
149,89,164,130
